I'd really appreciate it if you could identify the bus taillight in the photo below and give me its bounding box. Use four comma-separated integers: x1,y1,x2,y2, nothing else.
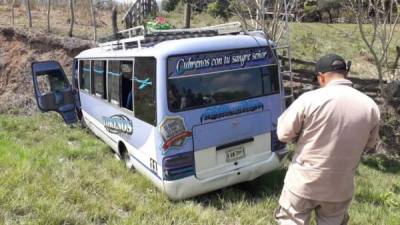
271,130,286,152
163,152,194,180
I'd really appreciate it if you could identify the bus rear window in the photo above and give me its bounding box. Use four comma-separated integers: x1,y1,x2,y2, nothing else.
168,65,279,112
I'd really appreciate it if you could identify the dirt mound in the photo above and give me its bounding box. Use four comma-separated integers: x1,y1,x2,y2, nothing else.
0,26,94,115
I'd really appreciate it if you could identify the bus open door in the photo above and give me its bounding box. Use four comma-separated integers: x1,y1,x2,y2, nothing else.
31,61,79,124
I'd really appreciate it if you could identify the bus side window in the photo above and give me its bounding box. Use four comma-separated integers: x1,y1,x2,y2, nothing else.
93,60,107,99
36,74,52,95
108,61,122,106
79,60,91,92
36,70,68,95
134,57,156,126
72,59,79,90
120,61,133,111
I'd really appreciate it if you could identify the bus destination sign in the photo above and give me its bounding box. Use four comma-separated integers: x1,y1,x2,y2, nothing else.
168,47,276,78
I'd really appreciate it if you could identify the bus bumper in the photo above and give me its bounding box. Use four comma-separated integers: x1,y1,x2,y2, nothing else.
162,149,287,200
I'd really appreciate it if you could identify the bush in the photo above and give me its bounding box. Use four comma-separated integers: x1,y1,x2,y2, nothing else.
161,0,180,12
207,0,230,21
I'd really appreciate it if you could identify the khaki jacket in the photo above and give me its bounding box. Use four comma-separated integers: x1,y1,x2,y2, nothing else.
278,79,380,202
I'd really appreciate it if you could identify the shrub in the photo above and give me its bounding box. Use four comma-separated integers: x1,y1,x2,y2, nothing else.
207,0,230,21
161,0,180,12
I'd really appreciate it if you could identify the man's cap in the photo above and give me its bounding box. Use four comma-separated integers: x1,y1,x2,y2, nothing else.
315,54,349,74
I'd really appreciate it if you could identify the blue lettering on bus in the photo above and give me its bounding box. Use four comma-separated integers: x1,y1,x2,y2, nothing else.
200,100,264,123
176,57,211,75
170,47,276,77
102,114,133,135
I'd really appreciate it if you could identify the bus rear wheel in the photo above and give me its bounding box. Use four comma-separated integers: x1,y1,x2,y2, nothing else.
119,142,135,171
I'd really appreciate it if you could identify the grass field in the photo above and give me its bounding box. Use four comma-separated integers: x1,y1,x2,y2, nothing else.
0,114,399,225
289,23,400,79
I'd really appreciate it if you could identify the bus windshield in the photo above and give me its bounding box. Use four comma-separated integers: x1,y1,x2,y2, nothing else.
168,65,279,112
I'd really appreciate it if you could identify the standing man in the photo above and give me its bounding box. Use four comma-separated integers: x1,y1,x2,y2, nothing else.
275,54,380,225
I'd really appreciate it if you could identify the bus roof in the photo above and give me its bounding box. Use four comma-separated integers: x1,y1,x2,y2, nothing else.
75,34,275,59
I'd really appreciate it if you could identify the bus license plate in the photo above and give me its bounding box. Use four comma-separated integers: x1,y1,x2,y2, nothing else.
226,146,245,162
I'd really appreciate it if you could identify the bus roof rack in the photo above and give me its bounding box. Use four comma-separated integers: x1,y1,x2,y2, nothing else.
98,22,244,51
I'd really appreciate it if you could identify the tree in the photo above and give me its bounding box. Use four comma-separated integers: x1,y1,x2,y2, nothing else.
26,0,32,28
112,6,118,39
303,0,320,21
162,0,180,11
207,0,231,21
159,0,194,28
301,0,345,23
291,0,308,22
90,0,97,41
68,0,74,37
348,0,399,90
318,0,344,23
11,0,15,28
348,0,400,152
47,0,51,32
230,0,297,43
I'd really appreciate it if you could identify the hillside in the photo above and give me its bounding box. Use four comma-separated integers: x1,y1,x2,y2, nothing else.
0,27,93,114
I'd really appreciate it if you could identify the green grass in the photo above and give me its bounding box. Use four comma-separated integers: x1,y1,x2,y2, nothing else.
290,22,400,79
291,22,400,61
291,23,366,61
0,113,399,225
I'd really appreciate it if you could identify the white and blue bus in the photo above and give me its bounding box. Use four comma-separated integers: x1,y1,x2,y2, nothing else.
31,24,288,200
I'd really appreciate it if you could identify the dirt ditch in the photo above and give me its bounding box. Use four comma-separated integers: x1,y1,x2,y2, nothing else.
0,26,93,114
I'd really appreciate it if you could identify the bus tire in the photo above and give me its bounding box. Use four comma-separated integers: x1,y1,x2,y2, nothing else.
80,116,87,129
119,142,135,171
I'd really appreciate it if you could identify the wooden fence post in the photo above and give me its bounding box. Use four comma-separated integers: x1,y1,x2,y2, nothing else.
27,0,32,28
11,0,15,28
47,0,51,32
68,0,74,37
112,6,118,38
90,0,97,41
184,2,191,28
393,46,400,70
